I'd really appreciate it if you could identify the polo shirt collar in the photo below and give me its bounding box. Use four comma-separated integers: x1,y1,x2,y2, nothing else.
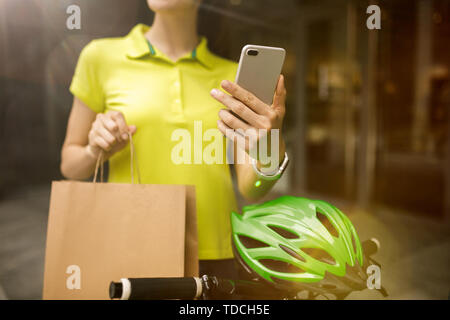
194,37,215,69
126,23,213,69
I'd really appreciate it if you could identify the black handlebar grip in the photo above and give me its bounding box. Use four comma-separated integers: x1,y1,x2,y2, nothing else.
110,281,123,299
110,277,200,300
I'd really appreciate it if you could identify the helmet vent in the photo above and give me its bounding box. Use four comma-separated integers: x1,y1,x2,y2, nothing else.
301,247,336,265
316,210,339,238
351,234,358,256
259,259,305,274
268,225,299,239
271,277,294,287
279,244,306,262
238,235,270,249
320,284,336,290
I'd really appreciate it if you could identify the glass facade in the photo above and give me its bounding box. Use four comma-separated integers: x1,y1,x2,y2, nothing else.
0,0,449,218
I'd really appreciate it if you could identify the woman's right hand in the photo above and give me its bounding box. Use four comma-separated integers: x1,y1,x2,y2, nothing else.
86,110,137,159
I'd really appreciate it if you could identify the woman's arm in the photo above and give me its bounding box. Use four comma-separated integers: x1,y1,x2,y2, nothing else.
211,75,287,201
60,97,136,180
233,139,286,201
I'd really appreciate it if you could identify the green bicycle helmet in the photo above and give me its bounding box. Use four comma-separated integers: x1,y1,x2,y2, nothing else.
232,196,369,298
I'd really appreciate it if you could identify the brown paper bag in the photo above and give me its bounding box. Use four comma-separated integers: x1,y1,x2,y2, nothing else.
43,139,198,299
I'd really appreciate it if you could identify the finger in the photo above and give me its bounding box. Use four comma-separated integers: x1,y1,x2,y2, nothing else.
99,114,121,142
220,80,270,116
95,126,117,145
128,125,137,135
109,111,129,140
217,120,247,151
218,109,252,131
211,89,263,128
92,120,113,142
94,136,112,152
272,75,286,113
217,120,258,154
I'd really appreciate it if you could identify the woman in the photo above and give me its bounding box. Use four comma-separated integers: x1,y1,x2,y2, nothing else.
60,0,287,278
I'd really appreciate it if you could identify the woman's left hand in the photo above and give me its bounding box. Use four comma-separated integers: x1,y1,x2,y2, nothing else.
210,75,286,165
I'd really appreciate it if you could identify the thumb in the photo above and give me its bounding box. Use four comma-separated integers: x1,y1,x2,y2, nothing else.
272,74,286,112
128,125,137,135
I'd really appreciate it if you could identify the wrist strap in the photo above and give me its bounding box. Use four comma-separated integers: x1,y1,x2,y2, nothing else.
251,152,289,181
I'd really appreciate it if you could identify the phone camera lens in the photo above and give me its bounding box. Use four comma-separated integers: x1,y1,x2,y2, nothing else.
246,49,259,56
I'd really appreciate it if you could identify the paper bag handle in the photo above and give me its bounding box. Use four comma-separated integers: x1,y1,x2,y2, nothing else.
93,131,141,184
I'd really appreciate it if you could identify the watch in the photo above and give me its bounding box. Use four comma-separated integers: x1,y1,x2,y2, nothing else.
251,152,289,181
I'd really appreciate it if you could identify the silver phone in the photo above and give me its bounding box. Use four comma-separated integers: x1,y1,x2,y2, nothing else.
235,44,286,105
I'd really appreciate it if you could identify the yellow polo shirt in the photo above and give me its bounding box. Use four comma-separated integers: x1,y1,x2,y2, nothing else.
70,24,238,260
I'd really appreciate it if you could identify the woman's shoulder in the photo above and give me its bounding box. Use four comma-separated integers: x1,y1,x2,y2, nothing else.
79,35,128,61
206,51,238,77
73,35,131,81
208,51,237,67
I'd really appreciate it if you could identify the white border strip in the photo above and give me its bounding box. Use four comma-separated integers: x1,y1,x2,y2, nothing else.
120,278,131,300
193,277,202,298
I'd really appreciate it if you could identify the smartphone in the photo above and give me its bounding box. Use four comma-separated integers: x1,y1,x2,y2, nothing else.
235,44,286,105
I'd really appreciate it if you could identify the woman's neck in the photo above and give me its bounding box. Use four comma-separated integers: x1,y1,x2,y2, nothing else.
145,10,199,62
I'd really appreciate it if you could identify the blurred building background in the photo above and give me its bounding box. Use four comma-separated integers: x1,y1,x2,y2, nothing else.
0,0,449,299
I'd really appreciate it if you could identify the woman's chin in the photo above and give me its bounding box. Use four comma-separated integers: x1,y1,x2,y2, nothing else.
147,0,199,12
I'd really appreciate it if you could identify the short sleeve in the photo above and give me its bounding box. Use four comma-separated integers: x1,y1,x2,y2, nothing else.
69,41,105,113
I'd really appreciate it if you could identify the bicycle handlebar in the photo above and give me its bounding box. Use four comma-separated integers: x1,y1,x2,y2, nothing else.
109,276,285,300
110,238,381,300
109,277,202,300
